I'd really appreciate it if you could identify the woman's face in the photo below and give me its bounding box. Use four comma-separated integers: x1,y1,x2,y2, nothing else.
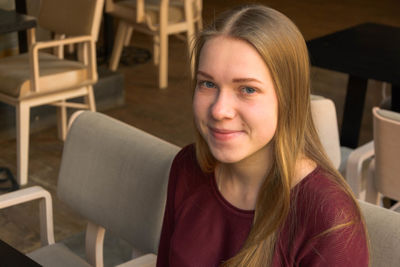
193,36,278,165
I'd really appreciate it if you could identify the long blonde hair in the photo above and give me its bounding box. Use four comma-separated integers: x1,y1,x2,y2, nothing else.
192,4,367,266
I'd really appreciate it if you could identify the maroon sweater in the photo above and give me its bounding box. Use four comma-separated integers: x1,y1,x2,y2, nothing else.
157,145,368,266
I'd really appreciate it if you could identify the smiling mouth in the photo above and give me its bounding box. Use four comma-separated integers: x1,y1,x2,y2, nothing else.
208,126,243,141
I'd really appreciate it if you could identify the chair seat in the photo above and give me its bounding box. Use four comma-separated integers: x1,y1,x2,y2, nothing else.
112,0,186,26
0,52,89,99
339,146,353,174
27,243,91,267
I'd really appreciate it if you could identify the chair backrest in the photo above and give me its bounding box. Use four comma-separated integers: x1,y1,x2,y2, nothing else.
38,0,104,39
310,95,341,169
57,111,180,254
358,200,400,266
372,107,400,201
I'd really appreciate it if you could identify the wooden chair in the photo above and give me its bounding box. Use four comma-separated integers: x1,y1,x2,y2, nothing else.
106,0,203,89
0,111,179,267
0,0,104,185
347,108,400,210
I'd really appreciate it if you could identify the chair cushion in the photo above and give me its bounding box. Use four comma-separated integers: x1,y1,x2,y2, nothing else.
27,243,91,267
115,0,185,26
310,95,341,169
0,52,89,99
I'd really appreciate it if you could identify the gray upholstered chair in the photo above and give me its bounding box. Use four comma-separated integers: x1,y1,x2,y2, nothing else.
0,0,104,185
358,200,400,266
0,111,179,267
347,108,400,210
310,95,352,174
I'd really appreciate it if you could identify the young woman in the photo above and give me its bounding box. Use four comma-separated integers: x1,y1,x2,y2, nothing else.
157,5,369,266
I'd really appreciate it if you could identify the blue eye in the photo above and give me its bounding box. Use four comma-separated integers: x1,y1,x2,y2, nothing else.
199,81,216,88
242,87,256,94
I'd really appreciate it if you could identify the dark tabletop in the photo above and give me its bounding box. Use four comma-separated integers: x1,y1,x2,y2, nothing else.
307,23,400,86
0,8,36,35
0,239,42,266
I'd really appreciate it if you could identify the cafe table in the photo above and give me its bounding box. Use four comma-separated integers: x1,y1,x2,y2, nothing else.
307,23,400,148
0,8,36,52
0,239,42,266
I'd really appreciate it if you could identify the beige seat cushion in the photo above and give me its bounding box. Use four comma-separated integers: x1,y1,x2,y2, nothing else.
27,243,91,267
114,0,186,26
0,52,89,99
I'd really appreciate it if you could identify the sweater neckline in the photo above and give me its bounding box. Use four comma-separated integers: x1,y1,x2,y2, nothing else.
210,166,321,216
211,172,255,216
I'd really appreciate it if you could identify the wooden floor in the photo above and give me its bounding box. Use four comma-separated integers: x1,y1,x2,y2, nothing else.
0,0,399,257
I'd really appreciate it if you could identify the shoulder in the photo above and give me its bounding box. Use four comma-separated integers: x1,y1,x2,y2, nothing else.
170,144,203,182
294,167,359,226
286,167,368,266
172,143,196,163
168,144,211,208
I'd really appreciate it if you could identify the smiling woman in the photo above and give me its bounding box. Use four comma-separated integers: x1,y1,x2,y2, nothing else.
156,4,369,267
193,36,278,168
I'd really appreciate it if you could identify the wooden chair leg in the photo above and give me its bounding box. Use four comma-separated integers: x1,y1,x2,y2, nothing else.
196,17,203,33
16,103,30,185
86,86,96,112
57,100,68,141
124,26,134,46
184,2,196,79
153,35,160,66
85,222,105,267
77,43,89,65
109,21,128,71
159,32,168,89
186,28,195,79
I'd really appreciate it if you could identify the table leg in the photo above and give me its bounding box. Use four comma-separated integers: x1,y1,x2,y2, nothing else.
340,76,368,148
392,85,400,112
15,0,28,53
103,13,114,63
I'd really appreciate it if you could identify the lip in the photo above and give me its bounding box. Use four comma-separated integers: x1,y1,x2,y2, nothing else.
208,126,243,141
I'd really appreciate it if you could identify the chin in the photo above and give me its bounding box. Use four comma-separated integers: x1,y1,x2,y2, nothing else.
209,147,245,164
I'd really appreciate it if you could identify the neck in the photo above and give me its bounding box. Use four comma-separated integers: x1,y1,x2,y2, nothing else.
216,145,273,210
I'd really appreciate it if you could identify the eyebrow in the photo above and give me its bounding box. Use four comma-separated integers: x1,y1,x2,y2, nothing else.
232,78,263,84
197,70,263,84
197,70,214,80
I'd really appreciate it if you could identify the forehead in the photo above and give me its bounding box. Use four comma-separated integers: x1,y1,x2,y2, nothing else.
198,36,271,81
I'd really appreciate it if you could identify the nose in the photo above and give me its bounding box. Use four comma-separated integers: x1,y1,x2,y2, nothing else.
210,90,236,120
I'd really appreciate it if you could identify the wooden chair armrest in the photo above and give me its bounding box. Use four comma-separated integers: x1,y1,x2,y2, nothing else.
346,141,375,199
0,186,55,246
115,254,157,267
32,36,94,51
29,35,97,93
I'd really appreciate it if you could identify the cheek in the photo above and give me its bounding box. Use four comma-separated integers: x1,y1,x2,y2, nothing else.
193,91,210,122
250,98,278,138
